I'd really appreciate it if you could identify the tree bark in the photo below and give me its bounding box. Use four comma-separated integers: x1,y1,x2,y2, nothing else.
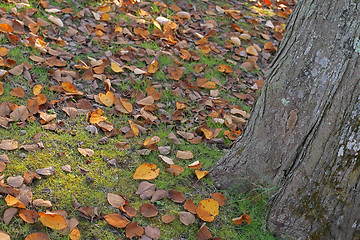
211,0,360,239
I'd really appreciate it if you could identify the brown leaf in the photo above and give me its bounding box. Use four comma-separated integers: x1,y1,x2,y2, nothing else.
136,181,156,199
19,209,39,223
24,171,41,184
35,166,54,176
33,199,52,207
39,211,68,230
10,105,29,122
144,226,161,240
136,96,154,106
210,193,226,206
9,64,23,76
197,223,213,240
62,107,78,118
25,232,50,240
176,150,193,159
0,140,18,150
169,67,183,81
107,193,125,208
161,215,175,224
139,203,158,217
121,205,137,218
246,45,258,56
159,155,174,165
7,176,24,188
77,148,94,157
168,190,186,203
184,199,197,214
133,163,160,180
125,222,144,239
150,189,169,203
179,211,195,225
20,144,38,152
166,165,184,176
3,207,17,225
0,161,6,173
39,112,56,124
0,82,3,95
115,98,133,114
196,199,219,222
104,213,130,228
232,213,252,225
0,231,10,240
188,161,202,170
146,86,161,100
9,87,24,97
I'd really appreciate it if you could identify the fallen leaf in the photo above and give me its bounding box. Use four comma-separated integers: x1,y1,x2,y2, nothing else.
3,208,17,225
0,82,3,95
107,193,125,208
38,211,68,230
133,163,160,180
136,96,154,106
161,215,175,224
195,170,209,180
0,161,5,172
166,165,184,176
33,199,52,207
0,47,10,57
246,45,258,56
90,108,107,124
69,227,81,240
25,232,50,240
48,15,63,27
232,213,252,225
159,155,174,165
176,150,193,159
19,209,39,223
7,175,24,188
196,199,219,222
168,190,186,203
150,189,169,202
136,181,156,199
0,23,13,33
146,86,161,100
10,87,24,97
77,148,94,157
5,194,25,208
98,91,115,107
0,231,10,240
179,211,195,225
110,62,123,73
35,166,55,176
188,161,202,169
9,65,23,76
39,112,56,124
129,120,139,136
210,193,226,206
104,213,130,228
147,60,159,74
144,226,161,240
184,199,197,214
125,222,144,239
197,223,213,240
139,203,158,217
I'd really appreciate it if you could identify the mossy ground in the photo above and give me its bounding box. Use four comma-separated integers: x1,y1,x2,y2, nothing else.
0,0,284,239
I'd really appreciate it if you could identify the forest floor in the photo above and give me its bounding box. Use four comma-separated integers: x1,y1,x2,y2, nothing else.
0,0,294,239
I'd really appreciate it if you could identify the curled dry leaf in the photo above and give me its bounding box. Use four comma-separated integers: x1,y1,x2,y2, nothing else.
232,213,252,225
196,199,219,222
38,211,68,230
168,190,186,203
125,222,144,239
107,193,125,208
133,163,160,180
35,166,55,176
19,209,39,223
48,15,63,27
195,170,209,180
188,161,202,169
161,215,175,224
40,112,56,124
90,108,107,124
159,155,174,165
104,213,130,228
136,181,156,200
25,232,50,240
129,120,139,136
139,203,158,217
33,199,52,207
179,211,195,225
77,148,94,157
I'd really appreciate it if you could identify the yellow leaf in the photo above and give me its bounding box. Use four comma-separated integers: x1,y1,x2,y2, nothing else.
133,163,160,180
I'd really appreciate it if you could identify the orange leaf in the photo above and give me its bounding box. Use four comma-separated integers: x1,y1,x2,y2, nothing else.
217,64,233,73
232,213,252,225
0,23,13,33
133,163,160,180
184,199,197,214
0,82,3,96
196,199,219,222
195,170,209,180
176,101,186,110
0,47,10,57
5,195,25,208
25,232,50,240
38,211,68,230
161,215,175,224
129,120,139,136
98,91,115,107
69,227,81,240
147,59,159,74
61,82,77,93
188,161,202,169
116,98,133,114
33,84,43,96
104,213,130,228
125,222,144,239
19,209,39,223
200,127,213,139
146,86,161,100
166,164,184,176
10,87,24,98
90,108,107,124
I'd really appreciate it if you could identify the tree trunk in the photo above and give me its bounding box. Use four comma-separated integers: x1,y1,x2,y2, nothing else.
211,0,360,239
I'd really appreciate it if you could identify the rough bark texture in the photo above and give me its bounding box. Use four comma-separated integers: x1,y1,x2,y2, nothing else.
211,0,360,239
